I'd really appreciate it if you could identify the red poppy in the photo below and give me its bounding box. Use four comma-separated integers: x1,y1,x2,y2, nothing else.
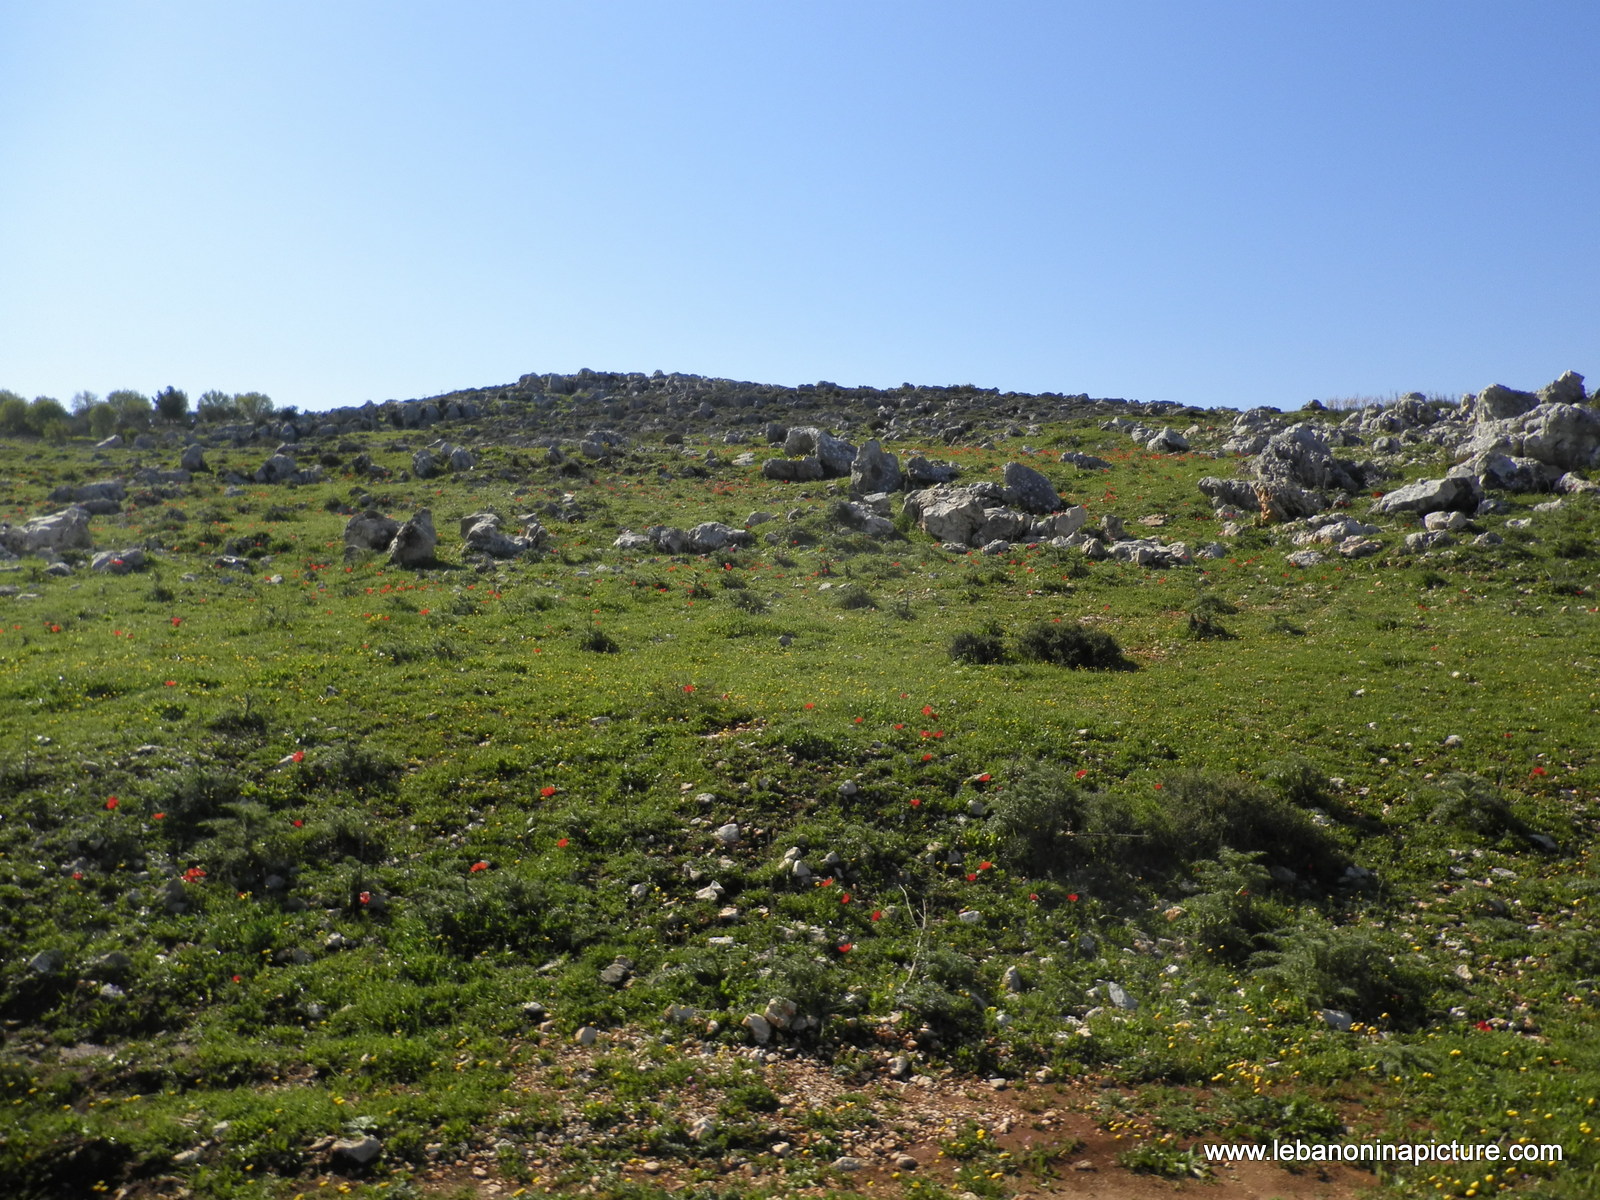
291,819,303,827
682,684,695,693
469,861,489,872
164,680,177,687
871,910,882,921
1153,782,1163,790
183,867,206,882
232,974,242,983
171,617,182,627
921,753,934,762
1476,1020,1493,1032
979,861,993,871
1028,893,1039,902
1530,767,1547,777
152,812,165,820
72,871,83,880
556,838,569,848
976,773,991,782
1067,893,1079,902
359,891,371,905
966,872,978,882
540,785,557,797
837,943,853,954
894,723,905,730
853,716,863,724
910,798,922,807
840,893,851,904
290,750,305,763
804,702,815,710
1074,769,1088,779
104,796,119,810
922,705,936,717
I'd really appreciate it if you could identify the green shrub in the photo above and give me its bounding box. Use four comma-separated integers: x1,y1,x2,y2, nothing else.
1016,620,1129,669
1254,921,1437,1027
1424,773,1528,840
834,584,877,610
950,624,1006,664
579,628,620,653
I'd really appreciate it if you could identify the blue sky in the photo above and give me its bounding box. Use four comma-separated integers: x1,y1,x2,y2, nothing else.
2,1,1596,412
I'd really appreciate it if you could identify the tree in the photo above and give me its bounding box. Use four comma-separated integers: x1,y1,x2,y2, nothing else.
28,396,69,434
105,389,153,431
0,390,28,436
234,392,275,422
155,386,190,422
196,390,237,422
87,404,118,438
71,390,100,415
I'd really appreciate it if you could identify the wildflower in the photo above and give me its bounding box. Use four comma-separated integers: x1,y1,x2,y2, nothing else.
837,943,853,954
183,867,206,883
871,910,882,921
979,861,993,871
921,753,933,762
233,974,242,983
171,616,182,626
910,798,922,807
359,891,371,906
72,871,83,880
1153,782,1163,790
1476,1021,1493,1032
894,723,905,730
922,705,936,717
469,861,489,873
1074,769,1088,779
804,702,815,709
966,873,978,882
540,785,557,797
104,796,119,810
840,893,851,904
556,838,569,848
1531,767,1547,777
291,818,303,827
975,773,991,782
290,750,305,763
681,684,695,693
853,716,863,724
1028,893,1039,902
419,607,430,615
152,812,165,821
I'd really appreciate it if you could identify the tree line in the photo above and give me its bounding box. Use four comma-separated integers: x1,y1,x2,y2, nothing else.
0,387,286,441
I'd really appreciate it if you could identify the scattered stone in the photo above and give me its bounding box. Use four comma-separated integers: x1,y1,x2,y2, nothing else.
388,509,438,567
331,1135,383,1165
742,1013,773,1044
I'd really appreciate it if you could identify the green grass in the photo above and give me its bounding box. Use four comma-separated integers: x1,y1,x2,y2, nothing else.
2,408,1599,1199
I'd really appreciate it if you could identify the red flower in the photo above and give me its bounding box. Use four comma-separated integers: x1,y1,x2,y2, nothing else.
966,872,978,882
1074,769,1088,779
540,785,557,797
853,716,863,724
183,867,206,883
804,702,815,710
164,680,177,687
1153,782,1163,790
837,943,853,954
359,891,371,905
921,753,933,762
152,812,165,820
979,861,993,871
470,861,489,873
556,838,569,848
419,608,430,615
291,819,303,827
171,617,182,626
1067,893,1079,902
72,871,83,880
290,750,305,763
910,798,922,807
894,723,905,730
232,974,242,983
1530,767,1547,777
1476,1020,1493,1032
922,705,936,717
871,910,882,921
840,893,851,904
104,796,119,810
1028,893,1039,902
682,683,695,693
976,773,991,782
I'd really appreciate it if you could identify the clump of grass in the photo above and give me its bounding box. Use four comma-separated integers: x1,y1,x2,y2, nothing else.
579,628,620,653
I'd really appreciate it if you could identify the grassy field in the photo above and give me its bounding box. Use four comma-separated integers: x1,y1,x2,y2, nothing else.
2,404,1598,1200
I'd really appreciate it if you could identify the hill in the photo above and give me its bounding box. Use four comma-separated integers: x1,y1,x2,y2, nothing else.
1,369,1597,1200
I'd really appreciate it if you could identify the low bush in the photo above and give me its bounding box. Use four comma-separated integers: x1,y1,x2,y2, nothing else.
1016,620,1129,669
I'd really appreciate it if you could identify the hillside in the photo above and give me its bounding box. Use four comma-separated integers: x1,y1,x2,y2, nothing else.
2,369,1598,1200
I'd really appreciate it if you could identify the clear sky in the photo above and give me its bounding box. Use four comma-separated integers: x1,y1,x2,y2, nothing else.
3,1,1596,413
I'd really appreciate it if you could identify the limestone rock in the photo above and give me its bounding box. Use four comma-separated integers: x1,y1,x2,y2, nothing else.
388,509,438,567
